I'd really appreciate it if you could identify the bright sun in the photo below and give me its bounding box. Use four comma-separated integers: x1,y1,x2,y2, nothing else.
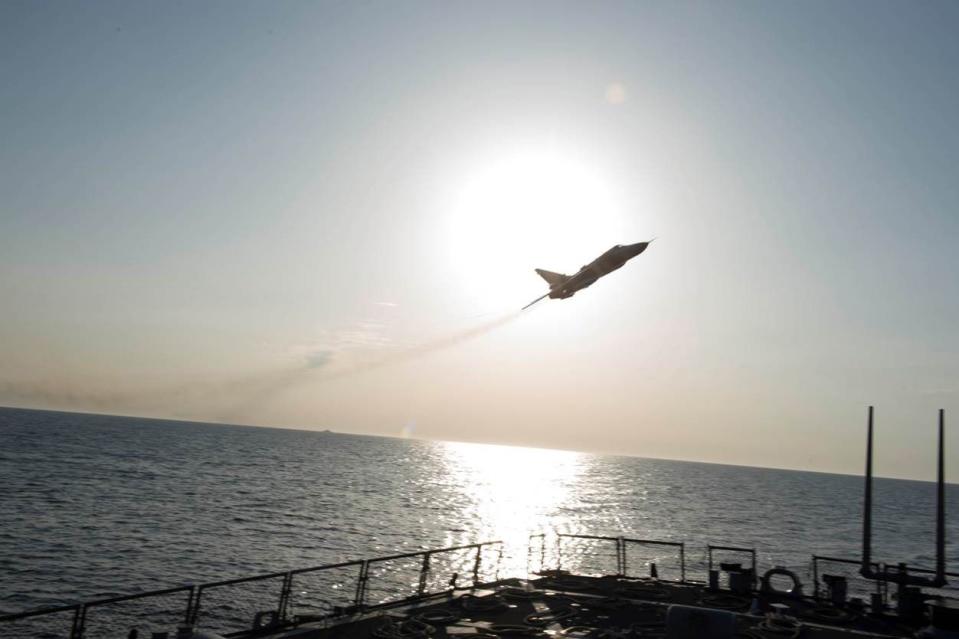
445,149,626,307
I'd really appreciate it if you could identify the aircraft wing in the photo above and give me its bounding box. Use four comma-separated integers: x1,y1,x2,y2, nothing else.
560,266,599,290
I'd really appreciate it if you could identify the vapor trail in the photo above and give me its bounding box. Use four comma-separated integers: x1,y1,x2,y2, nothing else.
0,310,526,417
0,368,305,415
314,310,521,382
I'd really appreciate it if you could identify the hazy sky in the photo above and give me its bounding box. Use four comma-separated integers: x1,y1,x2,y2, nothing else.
2,1,957,479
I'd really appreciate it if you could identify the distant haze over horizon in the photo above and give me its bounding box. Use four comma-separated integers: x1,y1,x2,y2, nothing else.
2,2,957,481
0,404,947,485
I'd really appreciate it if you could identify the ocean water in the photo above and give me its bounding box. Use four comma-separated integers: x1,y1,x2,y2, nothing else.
2,407,956,636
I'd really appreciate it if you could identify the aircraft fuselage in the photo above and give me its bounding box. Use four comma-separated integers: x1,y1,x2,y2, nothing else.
526,242,650,309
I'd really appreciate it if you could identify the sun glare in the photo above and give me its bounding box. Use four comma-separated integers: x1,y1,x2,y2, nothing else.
445,150,626,307
440,440,584,574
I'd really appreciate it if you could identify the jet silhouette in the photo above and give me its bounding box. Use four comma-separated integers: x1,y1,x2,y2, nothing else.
523,241,652,310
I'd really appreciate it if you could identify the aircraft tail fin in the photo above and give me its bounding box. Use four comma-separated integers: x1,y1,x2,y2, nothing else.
535,269,567,286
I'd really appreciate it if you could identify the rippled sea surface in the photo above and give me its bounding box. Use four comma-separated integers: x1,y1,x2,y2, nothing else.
2,407,957,636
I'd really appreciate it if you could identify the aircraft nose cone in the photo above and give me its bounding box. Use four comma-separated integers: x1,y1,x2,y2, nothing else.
627,241,650,257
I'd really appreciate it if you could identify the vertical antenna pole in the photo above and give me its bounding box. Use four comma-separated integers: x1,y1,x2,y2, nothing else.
936,409,946,584
862,406,874,575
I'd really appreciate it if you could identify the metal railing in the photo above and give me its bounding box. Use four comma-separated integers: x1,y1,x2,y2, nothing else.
707,544,757,587
811,555,959,605
187,569,289,634
0,541,503,639
78,585,196,639
622,537,686,582
528,532,547,576
534,533,686,582
557,534,623,576
286,559,367,620
906,564,959,589
811,555,883,602
8,535,957,638
0,602,82,639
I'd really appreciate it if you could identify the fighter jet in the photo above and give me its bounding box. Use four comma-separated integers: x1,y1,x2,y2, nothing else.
522,241,652,310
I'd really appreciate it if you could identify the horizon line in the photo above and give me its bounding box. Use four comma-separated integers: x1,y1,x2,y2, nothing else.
0,403,948,485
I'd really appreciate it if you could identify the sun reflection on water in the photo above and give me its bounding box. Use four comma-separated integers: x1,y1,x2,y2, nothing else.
440,440,584,574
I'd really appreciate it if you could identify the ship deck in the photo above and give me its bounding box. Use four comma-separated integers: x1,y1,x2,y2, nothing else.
268,574,917,639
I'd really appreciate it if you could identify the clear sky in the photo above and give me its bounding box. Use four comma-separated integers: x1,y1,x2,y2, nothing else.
2,1,957,479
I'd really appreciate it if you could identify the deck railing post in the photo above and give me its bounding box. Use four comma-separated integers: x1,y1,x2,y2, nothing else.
73,605,87,639
617,537,625,576
557,535,563,573
880,564,887,604
183,585,196,627
278,572,294,622
472,545,483,586
190,587,204,626
527,537,533,576
527,535,544,576
418,552,432,596
812,557,819,600
495,544,503,582
680,543,686,583
354,561,369,608
69,605,83,639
